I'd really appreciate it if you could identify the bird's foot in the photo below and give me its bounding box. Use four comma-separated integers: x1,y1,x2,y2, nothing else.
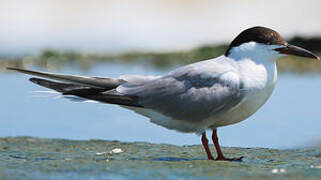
215,156,244,162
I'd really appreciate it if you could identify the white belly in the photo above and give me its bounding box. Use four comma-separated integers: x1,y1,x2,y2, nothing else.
208,84,275,128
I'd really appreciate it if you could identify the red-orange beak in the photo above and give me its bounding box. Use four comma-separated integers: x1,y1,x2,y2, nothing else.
275,44,320,60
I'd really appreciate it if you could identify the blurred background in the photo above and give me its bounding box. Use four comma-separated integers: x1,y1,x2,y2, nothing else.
1,0,321,149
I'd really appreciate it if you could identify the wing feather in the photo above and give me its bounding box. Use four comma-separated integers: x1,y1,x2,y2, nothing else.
117,58,245,121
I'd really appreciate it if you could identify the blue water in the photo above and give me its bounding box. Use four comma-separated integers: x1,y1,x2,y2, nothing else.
1,63,321,149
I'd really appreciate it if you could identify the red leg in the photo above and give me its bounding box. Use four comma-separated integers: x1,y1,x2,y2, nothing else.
212,129,244,161
201,132,214,160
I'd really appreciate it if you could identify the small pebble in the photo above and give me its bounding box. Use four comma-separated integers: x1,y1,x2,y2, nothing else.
271,169,278,173
271,168,287,174
110,148,123,154
95,152,108,156
95,148,123,156
310,165,321,169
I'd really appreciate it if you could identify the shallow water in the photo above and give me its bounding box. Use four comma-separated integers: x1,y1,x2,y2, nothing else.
1,63,321,148
0,137,321,180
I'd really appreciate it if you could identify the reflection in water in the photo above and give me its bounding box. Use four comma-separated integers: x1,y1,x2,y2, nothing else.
0,63,321,149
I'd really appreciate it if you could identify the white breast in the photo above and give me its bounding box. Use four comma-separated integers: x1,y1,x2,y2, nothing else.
209,58,277,127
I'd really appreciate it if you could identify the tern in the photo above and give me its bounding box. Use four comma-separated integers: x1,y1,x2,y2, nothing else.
7,26,320,161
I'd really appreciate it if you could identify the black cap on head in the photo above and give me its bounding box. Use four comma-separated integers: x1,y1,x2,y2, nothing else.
225,26,287,56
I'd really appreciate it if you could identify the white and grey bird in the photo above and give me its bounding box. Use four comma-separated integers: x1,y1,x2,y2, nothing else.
7,26,320,161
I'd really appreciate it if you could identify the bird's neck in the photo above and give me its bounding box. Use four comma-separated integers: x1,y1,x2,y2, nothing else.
227,42,279,62
227,48,278,90
226,42,278,90
236,58,277,90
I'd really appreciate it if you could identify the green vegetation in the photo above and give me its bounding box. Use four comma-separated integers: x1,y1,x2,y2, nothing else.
1,36,321,73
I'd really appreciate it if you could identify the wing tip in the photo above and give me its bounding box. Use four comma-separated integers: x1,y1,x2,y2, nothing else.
29,77,40,84
28,77,51,88
6,66,20,71
6,67,34,74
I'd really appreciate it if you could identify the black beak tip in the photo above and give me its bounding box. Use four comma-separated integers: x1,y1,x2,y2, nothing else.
275,44,320,60
310,54,320,60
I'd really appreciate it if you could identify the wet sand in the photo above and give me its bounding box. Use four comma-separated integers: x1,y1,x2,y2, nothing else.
0,137,320,179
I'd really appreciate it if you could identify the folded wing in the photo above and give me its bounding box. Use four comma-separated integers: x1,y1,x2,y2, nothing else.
117,59,246,122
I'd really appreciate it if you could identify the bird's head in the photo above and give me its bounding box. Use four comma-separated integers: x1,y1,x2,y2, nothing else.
225,26,320,62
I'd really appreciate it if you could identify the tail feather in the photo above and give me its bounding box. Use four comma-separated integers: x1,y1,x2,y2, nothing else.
29,77,143,107
8,67,143,107
29,78,91,93
29,78,105,95
7,67,125,89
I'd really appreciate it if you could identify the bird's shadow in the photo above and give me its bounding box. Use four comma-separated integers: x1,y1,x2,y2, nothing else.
96,156,244,162
129,157,203,162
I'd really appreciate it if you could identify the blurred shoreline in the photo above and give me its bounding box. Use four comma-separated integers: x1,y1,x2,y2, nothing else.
1,36,321,73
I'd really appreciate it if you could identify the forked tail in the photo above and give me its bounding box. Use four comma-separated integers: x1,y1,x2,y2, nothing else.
7,67,143,107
